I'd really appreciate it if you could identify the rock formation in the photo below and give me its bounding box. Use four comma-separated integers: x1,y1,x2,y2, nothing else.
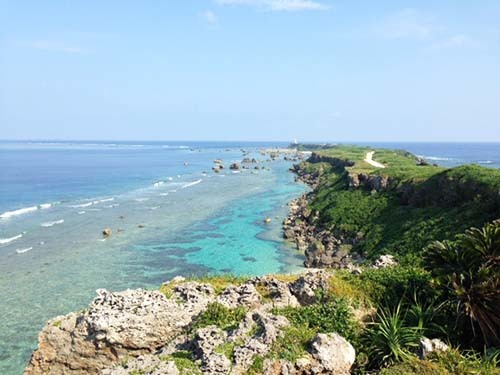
25,271,357,375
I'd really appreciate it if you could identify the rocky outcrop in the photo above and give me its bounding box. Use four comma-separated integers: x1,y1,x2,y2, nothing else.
26,271,357,375
25,284,215,375
283,190,361,270
347,173,393,191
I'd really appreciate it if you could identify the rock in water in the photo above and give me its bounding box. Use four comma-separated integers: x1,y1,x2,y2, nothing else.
102,228,112,237
264,218,272,224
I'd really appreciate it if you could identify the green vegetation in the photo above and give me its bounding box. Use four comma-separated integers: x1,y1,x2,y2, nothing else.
160,351,201,375
273,297,358,342
424,220,500,348
304,145,500,261
191,302,246,331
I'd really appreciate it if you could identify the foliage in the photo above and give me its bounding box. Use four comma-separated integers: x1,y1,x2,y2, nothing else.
363,300,422,367
424,220,500,348
269,325,316,362
160,351,201,375
427,348,500,375
191,302,246,332
273,297,358,342
302,147,500,260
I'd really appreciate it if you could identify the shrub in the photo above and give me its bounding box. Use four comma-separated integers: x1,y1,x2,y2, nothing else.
423,220,500,347
191,302,246,331
273,297,358,342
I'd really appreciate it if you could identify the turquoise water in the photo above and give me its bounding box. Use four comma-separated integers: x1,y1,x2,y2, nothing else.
0,141,307,374
2,141,499,374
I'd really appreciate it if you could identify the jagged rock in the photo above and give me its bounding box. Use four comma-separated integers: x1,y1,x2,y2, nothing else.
25,285,215,375
202,353,231,374
100,355,179,375
231,310,289,373
289,271,329,305
257,276,299,308
217,283,261,308
373,254,397,269
419,337,449,359
193,326,227,360
310,333,355,374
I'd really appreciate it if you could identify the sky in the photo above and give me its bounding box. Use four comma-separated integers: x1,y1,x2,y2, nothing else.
1,0,499,142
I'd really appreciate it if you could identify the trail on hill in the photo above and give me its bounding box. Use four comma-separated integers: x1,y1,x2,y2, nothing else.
364,151,386,168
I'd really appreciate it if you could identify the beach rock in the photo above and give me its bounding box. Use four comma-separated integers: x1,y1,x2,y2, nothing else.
102,228,112,237
310,333,355,374
419,338,449,359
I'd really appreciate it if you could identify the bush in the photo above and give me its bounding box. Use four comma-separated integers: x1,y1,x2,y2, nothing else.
273,297,358,342
191,302,246,331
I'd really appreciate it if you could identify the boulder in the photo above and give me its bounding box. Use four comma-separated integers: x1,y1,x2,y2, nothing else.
373,254,397,269
310,333,355,374
229,163,240,170
102,228,112,237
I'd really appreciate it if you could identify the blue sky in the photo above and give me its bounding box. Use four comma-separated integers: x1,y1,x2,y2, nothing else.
1,0,499,142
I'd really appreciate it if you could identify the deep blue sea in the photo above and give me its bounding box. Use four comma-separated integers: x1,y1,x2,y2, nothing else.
0,141,499,374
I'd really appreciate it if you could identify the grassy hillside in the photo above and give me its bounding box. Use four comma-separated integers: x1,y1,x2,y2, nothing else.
302,145,500,262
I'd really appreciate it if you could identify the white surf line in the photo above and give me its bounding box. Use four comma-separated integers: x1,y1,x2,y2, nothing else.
364,151,386,169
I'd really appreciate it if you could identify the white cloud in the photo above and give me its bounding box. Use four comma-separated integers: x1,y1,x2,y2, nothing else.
373,8,434,40
215,0,328,12
29,41,91,54
200,10,218,24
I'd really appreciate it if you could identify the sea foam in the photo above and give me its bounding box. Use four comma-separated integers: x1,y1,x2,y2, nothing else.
182,179,202,189
41,219,64,228
0,206,38,219
0,234,23,244
16,247,33,254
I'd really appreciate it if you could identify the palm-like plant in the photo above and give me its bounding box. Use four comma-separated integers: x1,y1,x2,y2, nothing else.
365,300,422,367
423,219,500,347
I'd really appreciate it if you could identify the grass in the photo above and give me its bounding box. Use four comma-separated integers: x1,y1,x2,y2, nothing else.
315,144,443,181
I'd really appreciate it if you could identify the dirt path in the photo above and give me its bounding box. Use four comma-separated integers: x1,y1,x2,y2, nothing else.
364,151,386,168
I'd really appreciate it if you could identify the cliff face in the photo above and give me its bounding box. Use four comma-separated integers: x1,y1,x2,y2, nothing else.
25,272,357,375
285,155,500,269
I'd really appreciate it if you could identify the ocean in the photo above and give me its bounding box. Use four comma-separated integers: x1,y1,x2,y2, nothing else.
0,141,499,374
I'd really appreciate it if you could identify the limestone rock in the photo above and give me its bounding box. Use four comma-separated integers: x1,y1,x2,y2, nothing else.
100,355,179,375
289,270,329,305
310,333,355,374
373,254,397,269
217,283,261,308
419,337,449,359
